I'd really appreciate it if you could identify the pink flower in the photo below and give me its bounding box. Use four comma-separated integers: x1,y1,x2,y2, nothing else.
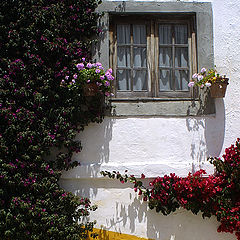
188,81,195,87
192,73,198,79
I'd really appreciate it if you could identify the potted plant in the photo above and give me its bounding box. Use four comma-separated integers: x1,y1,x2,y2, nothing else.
60,58,114,98
188,68,229,98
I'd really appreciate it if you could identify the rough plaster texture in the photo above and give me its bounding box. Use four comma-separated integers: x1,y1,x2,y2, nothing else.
60,0,240,239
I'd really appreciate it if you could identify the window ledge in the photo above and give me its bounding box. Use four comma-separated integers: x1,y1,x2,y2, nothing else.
108,97,215,117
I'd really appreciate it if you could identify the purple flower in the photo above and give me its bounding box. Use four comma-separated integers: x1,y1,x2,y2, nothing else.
104,81,110,87
72,79,76,84
96,62,102,67
205,82,211,87
73,74,77,79
201,68,206,73
107,68,113,74
105,92,110,97
82,57,85,61
100,75,105,81
87,79,90,83
95,69,100,74
86,63,93,68
61,79,65,83
76,63,84,70
65,75,69,80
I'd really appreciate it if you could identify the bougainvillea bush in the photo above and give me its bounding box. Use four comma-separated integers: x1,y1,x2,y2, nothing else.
0,0,104,239
101,139,240,239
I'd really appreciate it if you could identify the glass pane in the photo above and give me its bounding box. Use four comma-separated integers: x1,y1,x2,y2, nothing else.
117,25,130,44
133,25,146,44
159,69,172,91
117,47,130,67
134,47,146,67
175,47,188,67
117,69,131,91
133,70,147,91
175,70,189,90
159,47,172,67
174,25,188,44
159,25,172,44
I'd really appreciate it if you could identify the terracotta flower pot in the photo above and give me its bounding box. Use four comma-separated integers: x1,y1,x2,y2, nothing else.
210,78,229,98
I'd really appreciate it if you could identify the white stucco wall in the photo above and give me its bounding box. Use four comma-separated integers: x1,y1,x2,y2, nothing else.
60,1,240,239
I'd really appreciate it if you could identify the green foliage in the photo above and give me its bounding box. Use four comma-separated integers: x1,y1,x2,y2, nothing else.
0,0,104,239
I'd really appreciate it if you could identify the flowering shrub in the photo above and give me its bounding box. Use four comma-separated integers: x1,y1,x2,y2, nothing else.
188,68,228,88
101,139,240,239
0,0,103,239
61,59,114,97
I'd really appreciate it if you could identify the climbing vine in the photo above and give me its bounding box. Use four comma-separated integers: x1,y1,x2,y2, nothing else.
101,139,240,239
0,0,106,239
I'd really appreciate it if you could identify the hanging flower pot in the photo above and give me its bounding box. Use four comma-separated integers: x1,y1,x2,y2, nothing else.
210,78,229,98
84,82,99,97
188,68,229,98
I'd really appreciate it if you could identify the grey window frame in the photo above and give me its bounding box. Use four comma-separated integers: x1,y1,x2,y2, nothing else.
94,1,215,116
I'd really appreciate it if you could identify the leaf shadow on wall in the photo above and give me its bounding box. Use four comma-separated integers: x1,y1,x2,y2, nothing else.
186,99,225,172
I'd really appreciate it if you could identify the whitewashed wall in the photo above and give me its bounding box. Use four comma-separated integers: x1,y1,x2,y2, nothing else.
60,0,240,239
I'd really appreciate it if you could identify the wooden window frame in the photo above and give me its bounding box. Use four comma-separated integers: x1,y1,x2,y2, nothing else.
109,14,197,99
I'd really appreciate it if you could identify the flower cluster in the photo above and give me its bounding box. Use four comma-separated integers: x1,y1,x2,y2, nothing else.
188,68,228,88
101,139,240,239
60,59,114,97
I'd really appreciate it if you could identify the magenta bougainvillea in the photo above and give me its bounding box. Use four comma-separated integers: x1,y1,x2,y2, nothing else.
101,139,240,239
0,0,104,239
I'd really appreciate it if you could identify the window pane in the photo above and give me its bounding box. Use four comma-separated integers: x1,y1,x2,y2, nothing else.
175,70,189,90
133,47,146,67
159,69,172,91
159,25,172,44
117,47,130,67
133,70,147,91
174,25,188,44
159,47,172,67
117,25,130,44
175,47,188,68
117,69,131,90
133,25,146,44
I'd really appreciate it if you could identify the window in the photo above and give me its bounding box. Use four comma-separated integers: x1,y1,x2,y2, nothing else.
109,15,197,99
95,1,214,116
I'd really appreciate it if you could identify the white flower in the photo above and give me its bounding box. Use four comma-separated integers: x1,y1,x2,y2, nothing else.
201,68,206,74
205,82,211,87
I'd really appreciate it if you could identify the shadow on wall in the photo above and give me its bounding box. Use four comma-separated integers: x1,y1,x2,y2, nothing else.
186,98,225,171
74,117,114,164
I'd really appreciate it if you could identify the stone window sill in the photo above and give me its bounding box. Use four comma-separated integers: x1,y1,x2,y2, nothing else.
108,97,215,117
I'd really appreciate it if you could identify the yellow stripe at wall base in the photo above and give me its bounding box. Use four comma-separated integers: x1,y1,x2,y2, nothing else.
88,228,153,240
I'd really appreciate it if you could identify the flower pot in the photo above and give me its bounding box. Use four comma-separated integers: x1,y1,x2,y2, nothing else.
84,83,99,97
210,78,229,98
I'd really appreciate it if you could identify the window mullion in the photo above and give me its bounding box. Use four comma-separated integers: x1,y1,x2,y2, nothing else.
130,24,134,92
172,24,175,91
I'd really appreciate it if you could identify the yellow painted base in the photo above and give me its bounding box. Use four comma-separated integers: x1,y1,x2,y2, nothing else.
88,228,153,240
